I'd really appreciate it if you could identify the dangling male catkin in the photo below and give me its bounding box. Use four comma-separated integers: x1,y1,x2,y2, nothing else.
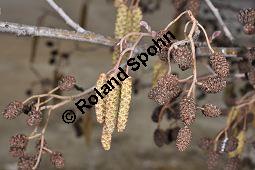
95,73,107,124
115,2,128,39
101,124,112,150
129,6,142,42
105,75,121,134
117,77,132,132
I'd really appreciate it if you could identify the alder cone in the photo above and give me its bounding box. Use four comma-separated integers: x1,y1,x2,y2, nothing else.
225,137,238,152
243,23,255,34
172,0,187,11
198,137,213,151
202,104,222,117
156,30,174,62
26,110,42,126
207,151,220,170
50,152,65,169
9,147,25,157
3,101,23,120
209,52,230,78
187,0,201,18
17,154,37,170
179,96,196,125
172,45,193,71
95,73,107,124
154,128,167,147
158,46,170,62
151,105,162,123
248,70,255,85
199,76,226,93
238,8,255,25
225,157,240,170
9,134,28,148
58,75,76,91
176,126,192,151
148,74,181,105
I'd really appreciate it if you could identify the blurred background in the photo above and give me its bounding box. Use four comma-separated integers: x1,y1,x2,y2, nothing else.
0,0,254,169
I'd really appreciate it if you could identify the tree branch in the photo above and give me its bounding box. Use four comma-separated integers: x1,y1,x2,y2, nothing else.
46,0,86,33
0,21,240,57
0,21,115,46
203,0,234,42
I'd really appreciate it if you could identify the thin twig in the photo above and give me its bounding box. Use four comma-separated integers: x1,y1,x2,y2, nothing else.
46,0,86,33
203,0,234,42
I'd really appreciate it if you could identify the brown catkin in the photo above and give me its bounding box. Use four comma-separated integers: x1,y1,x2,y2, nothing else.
95,73,107,124
117,77,132,132
187,0,201,18
101,124,112,150
209,52,230,78
202,104,222,117
105,75,121,134
172,45,193,71
207,151,220,170
180,96,196,125
199,76,226,93
176,126,192,151
115,3,128,39
225,157,240,170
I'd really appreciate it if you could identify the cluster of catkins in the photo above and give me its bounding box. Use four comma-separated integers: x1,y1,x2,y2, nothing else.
148,29,230,151
2,75,76,169
238,8,255,35
114,0,142,40
112,0,142,64
95,73,132,150
199,136,240,170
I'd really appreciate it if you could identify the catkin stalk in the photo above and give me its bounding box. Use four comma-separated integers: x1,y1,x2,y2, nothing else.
117,77,132,132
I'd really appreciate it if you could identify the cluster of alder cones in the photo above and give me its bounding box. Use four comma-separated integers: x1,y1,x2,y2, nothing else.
199,136,241,170
148,28,230,151
2,75,76,169
95,73,132,150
